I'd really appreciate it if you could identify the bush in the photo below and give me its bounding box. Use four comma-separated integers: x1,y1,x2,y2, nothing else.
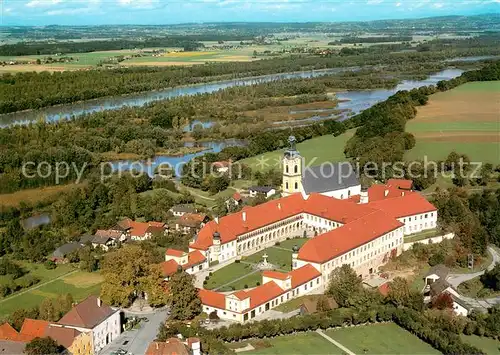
44,260,56,270
15,275,40,289
244,284,248,289
235,260,240,263
0,284,11,297
256,282,260,286
208,272,212,276
275,242,280,246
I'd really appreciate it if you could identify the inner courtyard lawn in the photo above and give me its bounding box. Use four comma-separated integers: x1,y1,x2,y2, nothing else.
230,332,344,355
325,323,440,354
244,247,294,271
204,262,255,290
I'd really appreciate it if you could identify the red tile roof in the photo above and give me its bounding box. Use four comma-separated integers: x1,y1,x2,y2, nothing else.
387,179,413,190
190,193,377,250
245,281,285,310
161,251,206,277
233,192,242,201
177,213,206,228
367,184,407,202
198,289,226,309
146,339,189,355
0,324,19,341
44,326,81,349
298,210,403,263
19,319,49,340
262,270,289,280
378,282,391,296
118,219,165,237
165,249,185,257
58,296,116,329
367,193,437,218
289,264,321,288
232,290,249,300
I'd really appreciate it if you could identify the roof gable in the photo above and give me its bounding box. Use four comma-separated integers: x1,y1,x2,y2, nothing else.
58,296,115,329
302,162,360,194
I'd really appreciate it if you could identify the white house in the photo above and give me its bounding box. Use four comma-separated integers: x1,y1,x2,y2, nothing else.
161,248,209,280
57,296,121,354
248,186,276,199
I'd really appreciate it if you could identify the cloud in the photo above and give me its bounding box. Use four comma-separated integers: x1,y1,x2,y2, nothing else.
367,0,383,4
432,2,445,8
117,0,161,9
26,0,63,8
46,7,91,15
395,2,401,6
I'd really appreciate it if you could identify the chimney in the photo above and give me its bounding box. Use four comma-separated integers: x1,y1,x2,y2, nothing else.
402,191,405,196
278,203,281,210
384,189,389,197
214,216,219,224
97,297,102,307
156,343,159,350
360,189,368,204
242,211,247,222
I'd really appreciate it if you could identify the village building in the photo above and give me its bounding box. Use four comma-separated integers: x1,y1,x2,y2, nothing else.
112,218,167,241
248,186,276,199
169,205,197,217
161,248,209,280
57,296,121,354
212,161,231,174
225,192,243,209
146,337,200,355
175,213,209,234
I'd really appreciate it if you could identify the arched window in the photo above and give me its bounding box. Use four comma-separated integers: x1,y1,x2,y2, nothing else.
285,182,289,189
348,190,351,197
294,182,298,190
285,165,289,173
294,165,298,173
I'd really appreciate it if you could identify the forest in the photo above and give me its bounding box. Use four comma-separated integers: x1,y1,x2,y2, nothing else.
330,36,413,44
1,34,499,114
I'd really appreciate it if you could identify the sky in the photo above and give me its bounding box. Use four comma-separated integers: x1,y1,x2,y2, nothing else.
0,0,498,26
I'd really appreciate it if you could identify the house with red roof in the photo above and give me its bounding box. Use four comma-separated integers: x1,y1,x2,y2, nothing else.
113,218,167,241
174,213,209,235
199,264,322,322
161,248,209,280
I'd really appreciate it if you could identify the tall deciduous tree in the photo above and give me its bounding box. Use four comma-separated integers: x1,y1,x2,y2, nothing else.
167,271,201,320
25,337,61,355
100,245,163,307
386,277,410,308
327,264,362,307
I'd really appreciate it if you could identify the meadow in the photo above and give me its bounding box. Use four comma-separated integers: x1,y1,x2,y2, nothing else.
0,183,84,208
0,265,103,318
405,81,500,164
240,129,355,172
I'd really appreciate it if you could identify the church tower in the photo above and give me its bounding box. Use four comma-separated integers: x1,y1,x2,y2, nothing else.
282,136,304,196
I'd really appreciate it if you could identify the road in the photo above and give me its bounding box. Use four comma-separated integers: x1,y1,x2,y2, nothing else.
447,246,500,288
99,309,168,355
447,246,500,311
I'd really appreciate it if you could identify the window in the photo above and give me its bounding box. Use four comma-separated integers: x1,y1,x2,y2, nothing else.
294,165,298,173
285,182,289,189
286,165,289,173
294,182,298,190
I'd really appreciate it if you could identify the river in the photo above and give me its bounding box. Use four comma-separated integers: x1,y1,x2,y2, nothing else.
0,67,358,127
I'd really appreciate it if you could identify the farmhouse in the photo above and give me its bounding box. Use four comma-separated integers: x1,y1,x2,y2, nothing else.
161,248,209,280
248,186,276,198
112,218,167,241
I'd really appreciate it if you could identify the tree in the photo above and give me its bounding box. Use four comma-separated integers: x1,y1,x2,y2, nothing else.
142,264,168,307
480,264,500,291
167,271,201,320
326,265,362,307
316,295,332,312
39,298,57,322
100,245,159,307
386,277,410,308
431,292,454,310
25,337,61,355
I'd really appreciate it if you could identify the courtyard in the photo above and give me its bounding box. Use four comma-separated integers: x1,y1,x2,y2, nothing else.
204,238,308,291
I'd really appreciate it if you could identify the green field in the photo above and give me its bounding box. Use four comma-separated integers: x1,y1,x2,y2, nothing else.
461,334,500,354
326,323,440,354
406,81,500,164
241,129,355,172
276,238,309,250
204,262,255,290
230,331,343,354
0,269,103,318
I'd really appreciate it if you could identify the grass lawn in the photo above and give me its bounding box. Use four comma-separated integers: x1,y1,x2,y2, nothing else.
230,332,343,354
240,129,355,172
461,334,500,354
216,272,262,292
404,228,438,243
204,262,255,290
244,247,294,271
410,265,431,292
406,81,500,164
0,271,103,318
326,323,440,354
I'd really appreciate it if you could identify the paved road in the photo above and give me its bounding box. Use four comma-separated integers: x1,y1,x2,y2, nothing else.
447,246,500,288
447,246,500,311
99,309,168,355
